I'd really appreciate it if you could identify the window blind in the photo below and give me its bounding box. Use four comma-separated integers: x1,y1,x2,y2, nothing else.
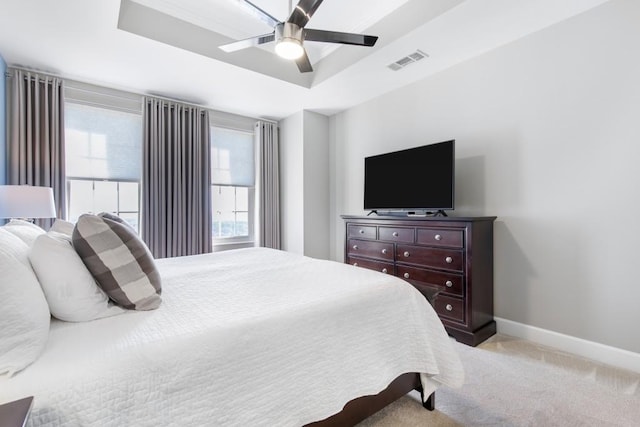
211,127,255,187
65,103,142,181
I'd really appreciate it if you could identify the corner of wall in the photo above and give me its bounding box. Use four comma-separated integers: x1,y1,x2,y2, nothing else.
0,53,6,186
279,111,305,254
328,115,338,261
302,111,330,260
279,110,332,259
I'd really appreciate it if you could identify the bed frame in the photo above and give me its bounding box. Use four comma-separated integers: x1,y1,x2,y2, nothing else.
306,288,443,426
305,373,434,426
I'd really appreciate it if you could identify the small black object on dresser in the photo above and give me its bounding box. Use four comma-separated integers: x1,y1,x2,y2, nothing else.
342,215,497,346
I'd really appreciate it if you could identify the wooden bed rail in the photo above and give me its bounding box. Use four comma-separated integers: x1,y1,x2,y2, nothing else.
305,373,434,427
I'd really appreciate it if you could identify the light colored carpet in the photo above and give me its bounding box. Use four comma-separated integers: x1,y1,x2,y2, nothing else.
358,334,640,426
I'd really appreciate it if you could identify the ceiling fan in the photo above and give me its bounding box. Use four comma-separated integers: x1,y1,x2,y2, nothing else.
219,0,379,73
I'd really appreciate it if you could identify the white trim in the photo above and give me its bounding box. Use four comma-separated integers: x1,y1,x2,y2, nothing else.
210,111,262,133
495,317,640,373
65,79,143,114
212,241,255,252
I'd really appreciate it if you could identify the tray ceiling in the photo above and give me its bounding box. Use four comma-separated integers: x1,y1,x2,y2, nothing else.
0,0,612,120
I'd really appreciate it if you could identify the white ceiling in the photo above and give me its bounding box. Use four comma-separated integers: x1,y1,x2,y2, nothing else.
0,0,611,121
129,0,412,65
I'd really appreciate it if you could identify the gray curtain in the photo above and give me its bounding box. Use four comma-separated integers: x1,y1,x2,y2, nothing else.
256,121,280,249
142,97,212,258
7,68,66,229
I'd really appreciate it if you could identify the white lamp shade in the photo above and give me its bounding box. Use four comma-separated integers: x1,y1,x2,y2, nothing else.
0,185,57,218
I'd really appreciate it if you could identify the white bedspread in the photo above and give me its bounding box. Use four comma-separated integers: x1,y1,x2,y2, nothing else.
0,248,463,426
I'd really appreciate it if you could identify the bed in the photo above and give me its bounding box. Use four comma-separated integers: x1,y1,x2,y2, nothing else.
0,247,463,426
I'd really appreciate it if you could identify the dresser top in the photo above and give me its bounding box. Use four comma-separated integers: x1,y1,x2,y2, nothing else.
341,214,497,222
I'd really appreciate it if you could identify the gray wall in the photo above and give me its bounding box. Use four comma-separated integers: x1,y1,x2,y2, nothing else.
280,110,330,259
329,0,640,353
0,54,6,185
303,111,330,259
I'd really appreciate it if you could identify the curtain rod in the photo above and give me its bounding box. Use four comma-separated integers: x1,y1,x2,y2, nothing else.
142,93,277,124
6,66,278,124
5,67,60,79
5,68,63,83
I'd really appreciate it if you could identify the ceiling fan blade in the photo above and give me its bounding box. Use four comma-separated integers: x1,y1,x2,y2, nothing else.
295,48,313,73
287,0,324,28
237,0,280,28
219,32,275,53
304,29,378,47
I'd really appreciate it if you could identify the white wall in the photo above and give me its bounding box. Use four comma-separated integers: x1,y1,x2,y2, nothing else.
280,111,305,254
329,0,640,353
280,110,330,259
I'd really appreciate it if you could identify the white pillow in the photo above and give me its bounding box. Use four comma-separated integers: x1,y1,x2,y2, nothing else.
29,231,125,322
0,236,50,377
3,219,45,246
0,228,31,267
50,219,74,237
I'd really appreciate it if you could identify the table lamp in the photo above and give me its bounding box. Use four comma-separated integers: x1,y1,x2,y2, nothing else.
0,185,56,220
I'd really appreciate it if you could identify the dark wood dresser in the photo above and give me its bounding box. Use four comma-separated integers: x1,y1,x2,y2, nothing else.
342,215,496,346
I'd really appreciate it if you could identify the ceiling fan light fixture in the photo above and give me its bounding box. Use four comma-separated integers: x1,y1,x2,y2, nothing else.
219,1,379,73
275,38,304,59
274,22,304,60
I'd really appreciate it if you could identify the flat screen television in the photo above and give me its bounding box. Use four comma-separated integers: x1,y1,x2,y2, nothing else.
364,140,455,215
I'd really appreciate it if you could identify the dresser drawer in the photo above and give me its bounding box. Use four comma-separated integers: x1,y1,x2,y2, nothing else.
378,226,414,243
347,257,394,275
347,239,394,261
396,265,464,296
347,224,376,239
397,244,464,272
434,295,465,323
416,228,463,248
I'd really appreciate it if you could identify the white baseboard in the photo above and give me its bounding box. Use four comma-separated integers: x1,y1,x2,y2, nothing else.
495,317,640,373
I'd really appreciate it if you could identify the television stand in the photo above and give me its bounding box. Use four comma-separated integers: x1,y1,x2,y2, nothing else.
406,210,448,217
372,210,451,218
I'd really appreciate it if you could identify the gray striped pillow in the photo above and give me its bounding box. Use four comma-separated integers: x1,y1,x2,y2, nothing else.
72,214,162,310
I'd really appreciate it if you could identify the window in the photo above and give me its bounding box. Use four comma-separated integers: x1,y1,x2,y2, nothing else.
67,180,140,230
211,127,255,242
65,102,142,231
211,185,250,238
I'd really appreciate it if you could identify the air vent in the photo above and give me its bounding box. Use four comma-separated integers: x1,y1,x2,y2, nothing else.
387,49,429,71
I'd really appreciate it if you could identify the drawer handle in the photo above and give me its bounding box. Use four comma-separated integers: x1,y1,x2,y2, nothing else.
359,229,365,234
353,262,359,267
445,280,453,288
353,245,358,250
392,231,399,237
403,272,410,279
435,234,442,241
445,304,453,312
382,268,388,274
403,251,410,257
381,248,388,254
445,256,453,264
